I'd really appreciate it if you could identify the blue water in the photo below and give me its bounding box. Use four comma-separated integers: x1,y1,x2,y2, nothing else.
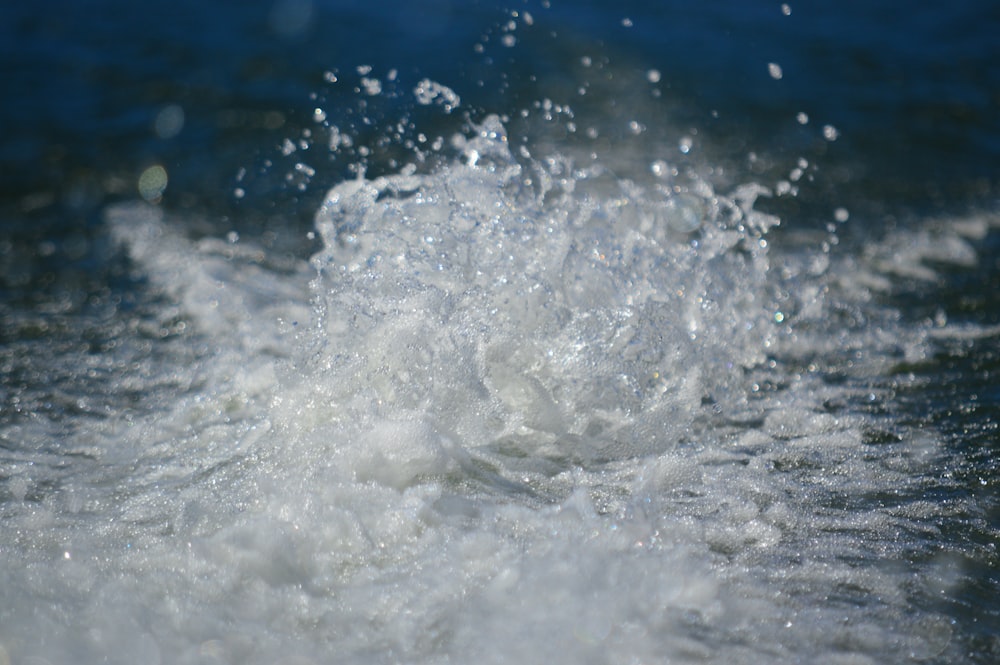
2,1,999,663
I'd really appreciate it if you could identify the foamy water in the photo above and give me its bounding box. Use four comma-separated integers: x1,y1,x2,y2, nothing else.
2,7,999,663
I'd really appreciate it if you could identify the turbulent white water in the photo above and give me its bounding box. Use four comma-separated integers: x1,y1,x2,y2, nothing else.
1,90,997,663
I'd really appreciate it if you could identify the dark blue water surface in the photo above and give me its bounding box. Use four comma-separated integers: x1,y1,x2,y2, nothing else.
4,1,997,219
2,1,1000,662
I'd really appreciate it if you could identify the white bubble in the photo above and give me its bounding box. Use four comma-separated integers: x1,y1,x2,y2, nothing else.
360,77,382,96
768,62,783,80
414,79,461,113
823,124,840,141
646,69,661,83
796,111,809,124
834,207,850,222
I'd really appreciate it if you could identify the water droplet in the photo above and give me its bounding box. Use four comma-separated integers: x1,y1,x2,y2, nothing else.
138,165,168,203
153,104,185,139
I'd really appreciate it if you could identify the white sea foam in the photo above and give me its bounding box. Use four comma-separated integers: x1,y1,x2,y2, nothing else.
0,112,987,664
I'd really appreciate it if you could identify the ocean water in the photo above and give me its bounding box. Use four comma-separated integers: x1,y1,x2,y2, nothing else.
2,1,999,663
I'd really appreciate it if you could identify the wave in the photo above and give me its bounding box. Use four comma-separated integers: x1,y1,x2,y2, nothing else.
3,92,996,661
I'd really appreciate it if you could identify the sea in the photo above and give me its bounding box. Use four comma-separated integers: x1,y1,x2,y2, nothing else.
1,1,999,663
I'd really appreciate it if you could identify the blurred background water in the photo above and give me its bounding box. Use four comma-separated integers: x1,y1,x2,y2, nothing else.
2,1,999,662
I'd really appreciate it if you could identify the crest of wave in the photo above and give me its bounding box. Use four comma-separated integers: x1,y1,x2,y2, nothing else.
300,115,781,487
